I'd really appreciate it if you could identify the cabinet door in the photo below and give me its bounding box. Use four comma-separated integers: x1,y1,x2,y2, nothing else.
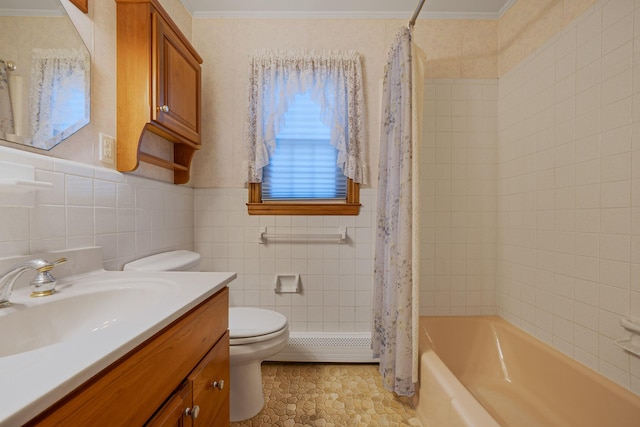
152,11,201,144
190,332,230,426
146,381,193,427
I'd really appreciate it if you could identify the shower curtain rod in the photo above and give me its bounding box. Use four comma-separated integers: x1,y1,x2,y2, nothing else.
408,0,426,28
0,59,16,71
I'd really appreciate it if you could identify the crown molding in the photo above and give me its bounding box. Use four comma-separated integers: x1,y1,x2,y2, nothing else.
498,0,518,18
0,9,63,17
179,0,195,16
193,10,500,20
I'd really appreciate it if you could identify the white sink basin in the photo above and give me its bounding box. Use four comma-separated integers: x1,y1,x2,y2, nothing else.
0,279,179,358
0,247,236,427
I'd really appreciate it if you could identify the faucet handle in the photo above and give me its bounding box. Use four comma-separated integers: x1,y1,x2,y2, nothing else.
35,257,66,273
30,257,66,297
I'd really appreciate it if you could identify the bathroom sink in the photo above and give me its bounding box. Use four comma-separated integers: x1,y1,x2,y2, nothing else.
0,279,179,358
0,246,236,427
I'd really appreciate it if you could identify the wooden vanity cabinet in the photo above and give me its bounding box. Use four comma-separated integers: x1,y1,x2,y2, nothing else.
148,332,230,427
190,332,231,424
26,287,229,427
146,380,194,427
115,0,203,184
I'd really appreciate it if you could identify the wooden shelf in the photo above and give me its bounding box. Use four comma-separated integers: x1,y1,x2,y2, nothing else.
115,0,203,185
139,152,189,172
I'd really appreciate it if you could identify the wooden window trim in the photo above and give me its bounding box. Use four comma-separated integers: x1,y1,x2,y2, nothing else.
247,179,361,215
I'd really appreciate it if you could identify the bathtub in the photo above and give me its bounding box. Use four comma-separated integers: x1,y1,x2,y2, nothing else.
413,316,640,427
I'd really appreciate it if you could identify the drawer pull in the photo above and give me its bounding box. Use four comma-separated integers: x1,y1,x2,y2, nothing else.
184,405,200,419
211,380,225,390
157,105,170,113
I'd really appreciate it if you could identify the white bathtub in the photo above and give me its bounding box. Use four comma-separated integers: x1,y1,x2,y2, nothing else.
413,316,640,427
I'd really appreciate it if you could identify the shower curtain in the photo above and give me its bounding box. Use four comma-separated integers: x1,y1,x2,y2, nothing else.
0,61,15,139
373,26,425,397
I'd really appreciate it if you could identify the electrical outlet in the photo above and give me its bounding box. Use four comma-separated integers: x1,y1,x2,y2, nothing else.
99,133,115,164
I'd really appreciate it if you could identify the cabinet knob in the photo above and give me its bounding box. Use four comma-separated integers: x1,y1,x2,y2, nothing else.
157,105,170,113
184,405,200,419
211,380,225,390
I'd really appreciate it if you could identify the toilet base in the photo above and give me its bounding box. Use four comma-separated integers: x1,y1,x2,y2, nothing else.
230,360,265,422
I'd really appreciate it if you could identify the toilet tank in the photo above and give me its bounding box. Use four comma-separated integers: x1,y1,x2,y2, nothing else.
123,250,201,272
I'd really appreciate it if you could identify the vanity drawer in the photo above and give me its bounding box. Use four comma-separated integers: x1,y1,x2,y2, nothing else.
190,331,230,425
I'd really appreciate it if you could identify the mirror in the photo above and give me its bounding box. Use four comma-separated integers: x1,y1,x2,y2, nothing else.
0,0,90,150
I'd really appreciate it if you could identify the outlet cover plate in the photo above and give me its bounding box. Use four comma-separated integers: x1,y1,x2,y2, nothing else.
99,133,115,164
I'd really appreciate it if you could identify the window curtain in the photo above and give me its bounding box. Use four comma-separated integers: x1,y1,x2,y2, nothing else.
373,26,426,397
29,48,89,149
0,61,14,139
245,50,367,185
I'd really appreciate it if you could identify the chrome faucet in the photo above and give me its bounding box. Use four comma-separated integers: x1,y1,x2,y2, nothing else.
0,257,66,307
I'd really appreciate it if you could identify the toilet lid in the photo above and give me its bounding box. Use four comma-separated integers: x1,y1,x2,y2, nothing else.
229,307,288,338
123,250,200,271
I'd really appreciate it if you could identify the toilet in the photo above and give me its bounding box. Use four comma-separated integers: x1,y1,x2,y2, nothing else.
123,250,290,422
123,250,201,272
228,306,289,421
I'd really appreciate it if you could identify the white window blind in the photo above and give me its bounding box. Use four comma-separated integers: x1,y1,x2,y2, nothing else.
51,84,87,137
262,92,347,201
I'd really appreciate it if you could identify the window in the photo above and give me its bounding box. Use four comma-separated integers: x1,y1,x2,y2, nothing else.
29,48,89,149
262,92,346,201
49,81,87,137
245,50,366,215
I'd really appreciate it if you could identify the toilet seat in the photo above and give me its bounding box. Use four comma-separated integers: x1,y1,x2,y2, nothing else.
230,326,288,345
229,307,288,345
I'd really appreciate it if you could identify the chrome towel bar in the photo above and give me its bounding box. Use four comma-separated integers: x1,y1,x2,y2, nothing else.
259,227,347,244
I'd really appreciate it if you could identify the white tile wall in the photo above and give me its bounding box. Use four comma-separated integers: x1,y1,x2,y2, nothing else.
0,146,194,270
421,79,498,316
194,188,376,333
497,0,640,394
3,0,638,399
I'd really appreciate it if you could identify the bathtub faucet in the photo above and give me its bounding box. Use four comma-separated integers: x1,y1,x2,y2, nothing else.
0,257,66,307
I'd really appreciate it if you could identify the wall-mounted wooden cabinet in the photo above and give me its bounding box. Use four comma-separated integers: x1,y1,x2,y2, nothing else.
115,0,203,184
70,0,88,13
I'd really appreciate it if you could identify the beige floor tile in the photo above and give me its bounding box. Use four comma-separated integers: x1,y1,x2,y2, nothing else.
230,363,422,427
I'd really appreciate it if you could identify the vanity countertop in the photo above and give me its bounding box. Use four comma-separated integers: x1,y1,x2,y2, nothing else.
0,268,236,426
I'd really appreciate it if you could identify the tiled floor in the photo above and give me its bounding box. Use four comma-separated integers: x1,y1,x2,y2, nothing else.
230,363,422,427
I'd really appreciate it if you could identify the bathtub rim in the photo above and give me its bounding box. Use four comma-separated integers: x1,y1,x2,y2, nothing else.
414,315,502,427
416,315,640,427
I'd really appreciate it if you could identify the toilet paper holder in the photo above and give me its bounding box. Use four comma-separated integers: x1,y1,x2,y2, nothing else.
274,274,300,293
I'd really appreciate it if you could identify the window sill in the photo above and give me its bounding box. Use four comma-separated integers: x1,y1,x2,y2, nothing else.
248,180,361,215
247,202,361,216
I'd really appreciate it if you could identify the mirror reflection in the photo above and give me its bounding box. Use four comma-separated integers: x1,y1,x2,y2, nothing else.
0,0,90,150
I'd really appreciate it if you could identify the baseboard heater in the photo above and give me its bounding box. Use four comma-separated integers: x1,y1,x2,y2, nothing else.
268,332,378,363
